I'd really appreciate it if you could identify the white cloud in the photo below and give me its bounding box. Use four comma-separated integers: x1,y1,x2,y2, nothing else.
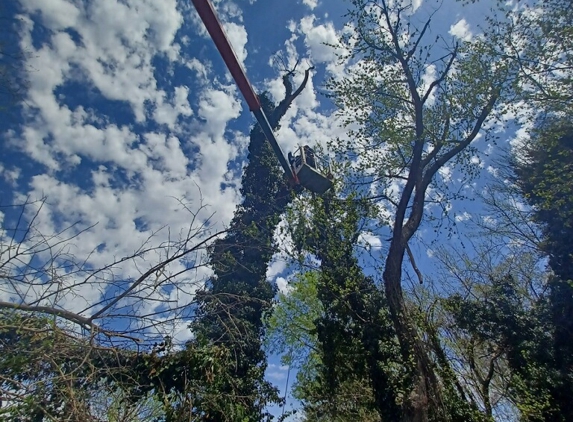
153,86,193,130
420,64,437,105
0,164,21,187
482,215,496,227
438,165,453,182
267,258,288,282
449,19,473,42
299,16,340,63
487,165,499,177
187,58,211,82
358,232,382,251
20,0,81,29
266,363,289,381
140,133,190,178
18,0,184,123
223,21,249,66
276,277,291,295
302,0,319,9
2,0,255,342
470,156,484,168
454,211,471,223
198,88,243,135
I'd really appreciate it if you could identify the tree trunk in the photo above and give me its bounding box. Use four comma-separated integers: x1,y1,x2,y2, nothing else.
384,235,442,422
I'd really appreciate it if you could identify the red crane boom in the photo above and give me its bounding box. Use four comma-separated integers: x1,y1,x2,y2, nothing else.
191,0,296,181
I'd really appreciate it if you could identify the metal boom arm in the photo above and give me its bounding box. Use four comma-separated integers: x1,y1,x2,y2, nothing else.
191,0,295,180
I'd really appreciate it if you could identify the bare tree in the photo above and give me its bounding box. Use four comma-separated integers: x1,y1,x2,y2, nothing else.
0,195,227,420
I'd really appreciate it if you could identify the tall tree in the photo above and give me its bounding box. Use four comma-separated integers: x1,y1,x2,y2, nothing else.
510,118,573,420
327,1,519,419
188,70,313,421
287,194,401,421
512,119,573,283
428,235,547,421
266,269,383,422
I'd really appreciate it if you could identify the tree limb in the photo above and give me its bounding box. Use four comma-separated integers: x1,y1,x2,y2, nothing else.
406,243,423,284
90,229,228,320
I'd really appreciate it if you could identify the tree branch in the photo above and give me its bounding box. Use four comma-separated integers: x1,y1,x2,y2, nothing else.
422,90,499,188
0,301,140,342
406,242,423,284
270,66,315,125
421,44,458,106
90,228,228,320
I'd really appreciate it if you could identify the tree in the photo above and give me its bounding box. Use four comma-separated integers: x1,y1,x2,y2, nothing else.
442,274,553,421
509,118,573,420
0,196,227,421
270,193,404,421
326,0,519,419
187,69,313,421
425,234,546,421
512,119,573,283
266,271,382,422
433,240,567,421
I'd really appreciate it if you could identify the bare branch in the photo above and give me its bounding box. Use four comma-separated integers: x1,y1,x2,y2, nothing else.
421,44,458,106
406,242,423,284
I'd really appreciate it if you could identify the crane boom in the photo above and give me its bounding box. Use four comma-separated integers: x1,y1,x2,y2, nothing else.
191,0,295,181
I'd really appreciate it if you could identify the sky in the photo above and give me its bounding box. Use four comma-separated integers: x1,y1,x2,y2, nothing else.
0,0,516,417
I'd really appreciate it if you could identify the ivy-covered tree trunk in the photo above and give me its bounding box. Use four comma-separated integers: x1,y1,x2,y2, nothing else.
189,70,312,421
511,119,573,421
292,194,403,421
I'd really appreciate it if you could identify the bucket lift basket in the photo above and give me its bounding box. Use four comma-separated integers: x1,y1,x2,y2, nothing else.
292,146,334,195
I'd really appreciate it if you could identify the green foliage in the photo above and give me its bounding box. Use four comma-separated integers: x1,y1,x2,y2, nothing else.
0,311,103,420
0,311,229,421
265,271,323,369
186,92,298,421
482,0,573,113
328,0,515,206
267,271,384,421
443,274,567,421
278,193,406,421
509,118,573,421
513,119,573,282
127,341,254,422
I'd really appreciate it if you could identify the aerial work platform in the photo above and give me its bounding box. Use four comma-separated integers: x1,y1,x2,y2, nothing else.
290,145,333,195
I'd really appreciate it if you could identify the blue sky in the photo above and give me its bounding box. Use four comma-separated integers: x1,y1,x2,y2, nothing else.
1,0,526,417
